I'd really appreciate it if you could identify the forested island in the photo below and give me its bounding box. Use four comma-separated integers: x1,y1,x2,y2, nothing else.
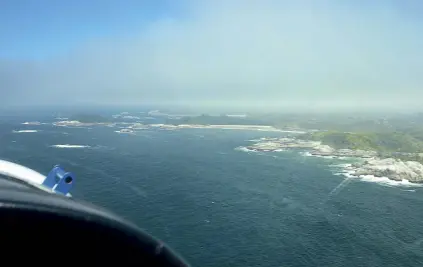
165,114,268,126
68,114,111,123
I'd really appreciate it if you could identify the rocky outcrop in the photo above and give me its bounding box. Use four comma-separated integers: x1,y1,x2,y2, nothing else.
246,138,377,158
353,158,423,182
311,147,377,158
245,137,423,183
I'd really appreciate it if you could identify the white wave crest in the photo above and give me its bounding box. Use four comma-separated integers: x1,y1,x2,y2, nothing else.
21,121,42,125
358,174,422,187
334,170,423,187
13,130,38,133
235,146,256,152
52,144,90,149
330,163,352,168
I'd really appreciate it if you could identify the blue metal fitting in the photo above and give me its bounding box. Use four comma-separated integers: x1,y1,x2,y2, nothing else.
43,165,75,196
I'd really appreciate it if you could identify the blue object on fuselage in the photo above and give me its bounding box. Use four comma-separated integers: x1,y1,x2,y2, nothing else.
43,165,75,195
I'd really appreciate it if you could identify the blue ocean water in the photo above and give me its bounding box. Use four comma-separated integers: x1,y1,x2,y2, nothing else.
1,120,423,267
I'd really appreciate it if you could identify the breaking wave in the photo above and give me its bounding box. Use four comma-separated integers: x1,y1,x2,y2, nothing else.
235,146,256,152
21,121,42,125
332,164,423,188
51,144,91,149
13,130,38,133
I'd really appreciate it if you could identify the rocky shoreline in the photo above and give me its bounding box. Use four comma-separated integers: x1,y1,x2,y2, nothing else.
348,158,423,183
245,137,423,184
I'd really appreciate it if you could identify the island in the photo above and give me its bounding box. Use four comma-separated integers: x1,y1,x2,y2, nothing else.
68,114,111,123
53,114,116,127
53,113,291,132
165,114,269,126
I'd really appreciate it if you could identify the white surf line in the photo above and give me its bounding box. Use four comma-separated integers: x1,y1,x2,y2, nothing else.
52,144,90,148
13,130,38,133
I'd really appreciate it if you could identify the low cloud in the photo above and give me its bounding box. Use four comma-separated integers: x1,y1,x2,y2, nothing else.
1,1,422,111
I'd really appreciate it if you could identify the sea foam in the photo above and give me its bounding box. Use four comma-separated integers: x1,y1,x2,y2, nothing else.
52,144,90,149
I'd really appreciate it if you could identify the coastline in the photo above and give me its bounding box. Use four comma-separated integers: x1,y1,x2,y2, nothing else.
51,120,423,186
243,137,423,185
52,120,306,133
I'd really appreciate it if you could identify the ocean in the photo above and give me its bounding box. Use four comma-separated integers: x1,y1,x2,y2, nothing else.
1,115,423,267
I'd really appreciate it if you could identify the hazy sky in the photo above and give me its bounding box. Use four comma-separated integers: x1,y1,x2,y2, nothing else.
1,0,422,111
